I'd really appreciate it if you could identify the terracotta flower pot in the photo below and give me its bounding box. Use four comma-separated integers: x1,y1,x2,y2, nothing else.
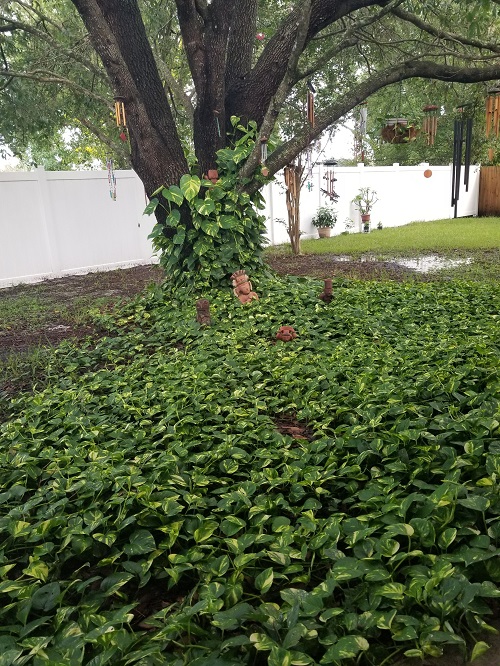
361,214,371,223
318,227,331,238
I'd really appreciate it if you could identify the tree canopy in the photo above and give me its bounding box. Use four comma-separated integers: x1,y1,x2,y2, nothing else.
3,0,500,283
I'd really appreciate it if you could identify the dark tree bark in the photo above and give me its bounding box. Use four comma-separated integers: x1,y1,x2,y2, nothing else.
67,0,500,202
70,0,188,195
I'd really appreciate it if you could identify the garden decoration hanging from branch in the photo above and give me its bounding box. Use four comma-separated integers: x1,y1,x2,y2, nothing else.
321,159,339,202
485,86,500,161
381,118,418,144
114,97,128,143
106,157,117,201
451,104,473,219
422,105,439,146
307,80,315,127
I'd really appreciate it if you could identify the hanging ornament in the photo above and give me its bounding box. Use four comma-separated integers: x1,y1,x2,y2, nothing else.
260,136,268,163
451,105,473,218
321,160,338,201
256,32,265,41
306,145,313,180
486,87,500,140
306,181,314,192
422,104,439,146
106,157,117,201
119,131,128,142
114,97,126,128
307,80,316,128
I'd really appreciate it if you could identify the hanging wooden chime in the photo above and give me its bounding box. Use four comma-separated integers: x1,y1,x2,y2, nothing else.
114,97,128,142
307,80,315,128
114,97,126,127
486,87,500,138
422,104,439,146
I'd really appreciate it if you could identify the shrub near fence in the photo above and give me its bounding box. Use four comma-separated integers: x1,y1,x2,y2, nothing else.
0,164,479,287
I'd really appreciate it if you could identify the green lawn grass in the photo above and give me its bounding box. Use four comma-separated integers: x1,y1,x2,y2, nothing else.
269,217,500,256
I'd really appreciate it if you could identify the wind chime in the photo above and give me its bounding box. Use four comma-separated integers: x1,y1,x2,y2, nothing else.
260,136,269,177
106,156,117,201
422,104,439,146
485,87,500,161
451,105,473,218
307,80,315,128
321,159,338,202
107,97,129,201
306,145,313,191
114,97,128,142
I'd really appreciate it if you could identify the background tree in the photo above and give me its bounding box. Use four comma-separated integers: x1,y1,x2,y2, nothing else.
3,0,500,285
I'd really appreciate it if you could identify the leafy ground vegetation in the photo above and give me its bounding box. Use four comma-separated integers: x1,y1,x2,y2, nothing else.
1,267,499,665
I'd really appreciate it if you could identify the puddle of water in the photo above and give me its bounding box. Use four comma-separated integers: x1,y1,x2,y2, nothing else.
332,254,472,273
394,256,472,272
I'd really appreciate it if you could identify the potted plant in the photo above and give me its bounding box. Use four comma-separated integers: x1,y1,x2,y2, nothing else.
312,206,337,238
352,187,378,232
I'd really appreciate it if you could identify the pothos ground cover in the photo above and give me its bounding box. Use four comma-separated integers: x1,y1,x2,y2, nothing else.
0,276,499,666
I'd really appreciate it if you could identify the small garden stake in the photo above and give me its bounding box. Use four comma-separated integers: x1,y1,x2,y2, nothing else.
196,299,211,326
319,279,333,303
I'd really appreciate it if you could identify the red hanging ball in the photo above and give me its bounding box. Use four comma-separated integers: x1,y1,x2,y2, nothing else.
119,131,127,142
256,32,265,41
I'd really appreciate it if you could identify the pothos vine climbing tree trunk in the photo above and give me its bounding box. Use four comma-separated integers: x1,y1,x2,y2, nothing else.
55,0,500,285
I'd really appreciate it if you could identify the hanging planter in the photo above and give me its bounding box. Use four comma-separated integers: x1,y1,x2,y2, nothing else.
381,117,418,144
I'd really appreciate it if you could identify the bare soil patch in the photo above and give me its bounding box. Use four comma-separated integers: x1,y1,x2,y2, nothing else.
267,253,421,281
0,264,164,359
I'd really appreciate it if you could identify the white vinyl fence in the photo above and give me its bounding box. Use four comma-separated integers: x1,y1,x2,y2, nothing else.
0,163,479,288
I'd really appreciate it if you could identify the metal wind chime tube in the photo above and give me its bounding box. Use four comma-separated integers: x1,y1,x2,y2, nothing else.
451,108,473,218
464,118,473,192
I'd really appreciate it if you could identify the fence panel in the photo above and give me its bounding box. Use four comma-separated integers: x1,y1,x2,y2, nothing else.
478,166,500,216
1,164,480,288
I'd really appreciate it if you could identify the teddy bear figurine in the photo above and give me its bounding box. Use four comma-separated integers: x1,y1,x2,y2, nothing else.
231,270,259,304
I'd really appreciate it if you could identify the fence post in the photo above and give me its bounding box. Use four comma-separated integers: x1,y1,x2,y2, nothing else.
36,167,60,276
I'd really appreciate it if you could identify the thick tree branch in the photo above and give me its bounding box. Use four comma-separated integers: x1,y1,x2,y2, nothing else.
239,0,313,181
228,0,398,127
70,0,188,194
225,0,258,90
257,59,500,188
174,0,206,96
298,0,405,81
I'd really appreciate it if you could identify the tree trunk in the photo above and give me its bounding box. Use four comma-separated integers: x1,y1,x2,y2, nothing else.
70,0,188,197
284,163,304,255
